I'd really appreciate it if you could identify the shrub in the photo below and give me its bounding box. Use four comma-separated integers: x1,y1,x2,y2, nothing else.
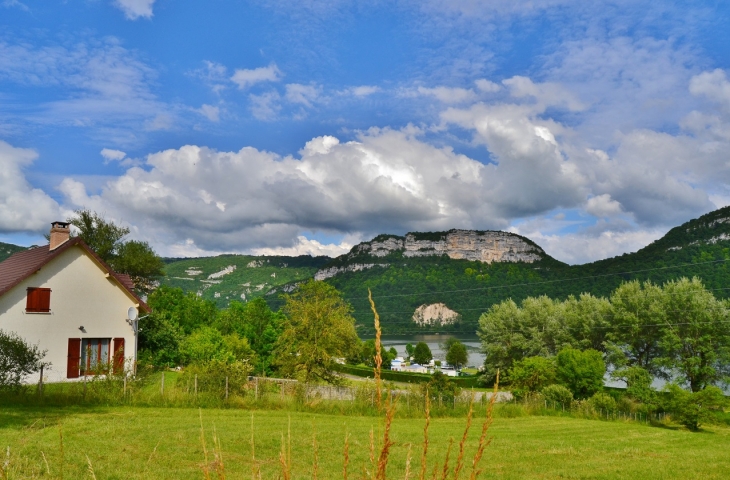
507,356,556,396
422,371,460,403
0,330,46,391
588,392,617,412
179,359,252,397
663,384,727,430
555,347,605,399
542,384,573,407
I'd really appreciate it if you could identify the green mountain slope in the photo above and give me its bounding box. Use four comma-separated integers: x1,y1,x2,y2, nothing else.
159,255,330,307
304,208,730,334
0,242,26,262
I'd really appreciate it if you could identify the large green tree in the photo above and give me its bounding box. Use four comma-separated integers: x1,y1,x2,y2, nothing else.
445,340,468,370
412,341,433,365
658,278,730,392
68,210,164,293
274,280,359,384
555,347,605,399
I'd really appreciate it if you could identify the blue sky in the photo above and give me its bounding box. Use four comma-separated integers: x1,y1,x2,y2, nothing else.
1,1,729,263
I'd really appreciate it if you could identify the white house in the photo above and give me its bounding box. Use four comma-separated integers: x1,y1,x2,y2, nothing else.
0,222,150,383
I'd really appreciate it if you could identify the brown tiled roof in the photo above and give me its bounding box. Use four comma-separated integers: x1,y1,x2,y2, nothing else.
0,238,149,312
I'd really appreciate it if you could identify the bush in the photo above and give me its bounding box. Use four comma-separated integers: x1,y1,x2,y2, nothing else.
179,359,252,397
663,384,728,430
555,347,605,399
422,371,460,403
588,392,617,412
507,356,556,396
0,330,46,390
542,384,573,407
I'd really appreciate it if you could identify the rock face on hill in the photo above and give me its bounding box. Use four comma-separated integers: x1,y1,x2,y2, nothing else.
315,230,545,280
413,303,460,326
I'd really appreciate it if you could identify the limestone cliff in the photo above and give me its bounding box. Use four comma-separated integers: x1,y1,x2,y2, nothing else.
315,229,545,280
412,303,460,326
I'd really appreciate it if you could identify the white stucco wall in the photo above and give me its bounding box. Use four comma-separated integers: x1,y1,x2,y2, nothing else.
0,245,138,383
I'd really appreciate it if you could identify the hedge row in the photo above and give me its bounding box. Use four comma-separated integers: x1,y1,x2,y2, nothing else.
334,364,483,388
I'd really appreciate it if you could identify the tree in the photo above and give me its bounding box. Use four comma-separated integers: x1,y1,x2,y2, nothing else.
445,340,468,371
67,210,164,293
664,384,727,430
360,340,396,369
0,330,47,390
507,356,556,394
274,281,359,384
606,280,666,376
216,298,283,375
555,347,605,399
412,342,432,365
657,278,730,392
146,286,218,335
179,326,255,366
405,343,415,361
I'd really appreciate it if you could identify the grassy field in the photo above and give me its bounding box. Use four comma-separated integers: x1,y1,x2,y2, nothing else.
1,404,729,479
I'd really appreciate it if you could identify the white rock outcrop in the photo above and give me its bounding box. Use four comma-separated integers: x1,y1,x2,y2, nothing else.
412,303,460,326
314,263,389,280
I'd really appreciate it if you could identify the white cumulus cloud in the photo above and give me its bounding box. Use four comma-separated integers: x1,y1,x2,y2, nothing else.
113,0,156,20
230,63,281,90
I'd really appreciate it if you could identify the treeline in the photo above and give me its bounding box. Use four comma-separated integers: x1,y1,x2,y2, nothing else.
479,277,730,429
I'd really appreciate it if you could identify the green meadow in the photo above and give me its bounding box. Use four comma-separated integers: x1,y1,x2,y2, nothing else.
1,405,729,479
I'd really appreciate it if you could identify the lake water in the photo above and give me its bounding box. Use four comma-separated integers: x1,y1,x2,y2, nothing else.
362,334,484,368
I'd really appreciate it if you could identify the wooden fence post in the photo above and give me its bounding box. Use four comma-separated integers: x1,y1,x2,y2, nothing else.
123,375,127,398
194,374,198,397
161,371,165,396
225,376,229,400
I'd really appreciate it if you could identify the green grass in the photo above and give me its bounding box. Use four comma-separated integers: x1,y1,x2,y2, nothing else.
1,405,729,479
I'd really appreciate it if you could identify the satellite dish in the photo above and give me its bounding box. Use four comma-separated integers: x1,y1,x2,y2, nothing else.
127,306,138,321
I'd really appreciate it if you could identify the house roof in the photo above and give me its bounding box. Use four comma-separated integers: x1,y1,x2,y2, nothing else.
0,238,150,312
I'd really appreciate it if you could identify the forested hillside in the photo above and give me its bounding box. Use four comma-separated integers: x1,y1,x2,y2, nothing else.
160,254,330,308
310,207,730,334
0,242,26,263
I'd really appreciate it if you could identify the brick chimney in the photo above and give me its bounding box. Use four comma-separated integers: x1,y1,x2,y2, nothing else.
49,221,71,251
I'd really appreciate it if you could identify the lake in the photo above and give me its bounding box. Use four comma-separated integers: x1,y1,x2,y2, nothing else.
361,333,484,368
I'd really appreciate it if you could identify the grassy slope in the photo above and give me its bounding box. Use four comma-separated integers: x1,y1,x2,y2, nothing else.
160,254,330,308
1,406,729,479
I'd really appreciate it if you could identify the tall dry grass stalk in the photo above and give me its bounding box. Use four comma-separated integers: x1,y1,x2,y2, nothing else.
59,422,64,480
376,394,397,480
0,447,8,480
85,454,97,480
343,432,350,480
250,414,261,480
199,409,211,480
312,421,319,480
148,441,160,464
279,416,292,480
419,393,431,480
439,439,453,480
404,444,413,480
468,370,500,480
453,394,475,480
368,427,376,478
368,289,383,412
41,451,50,476
212,425,226,480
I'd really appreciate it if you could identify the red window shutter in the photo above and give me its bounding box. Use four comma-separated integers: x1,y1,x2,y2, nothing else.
38,288,51,312
67,338,81,379
113,338,125,374
26,288,51,312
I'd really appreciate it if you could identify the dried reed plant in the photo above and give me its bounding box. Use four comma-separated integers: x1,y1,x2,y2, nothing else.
212,425,226,479
376,393,397,480
419,393,431,480
85,454,97,480
279,417,293,480
312,421,319,480
468,370,500,480
368,289,383,412
452,394,475,480
41,451,50,476
438,438,453,480
250,414,261,480
343,432,350,480
199,409,211,480
403,444,413,480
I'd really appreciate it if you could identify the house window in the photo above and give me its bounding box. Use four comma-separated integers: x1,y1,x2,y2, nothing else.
26,287,51,313
81,338,110,374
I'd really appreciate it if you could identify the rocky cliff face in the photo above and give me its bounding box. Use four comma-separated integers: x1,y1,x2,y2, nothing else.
412,303,460,326
352,230,543,263
315,229,545,280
